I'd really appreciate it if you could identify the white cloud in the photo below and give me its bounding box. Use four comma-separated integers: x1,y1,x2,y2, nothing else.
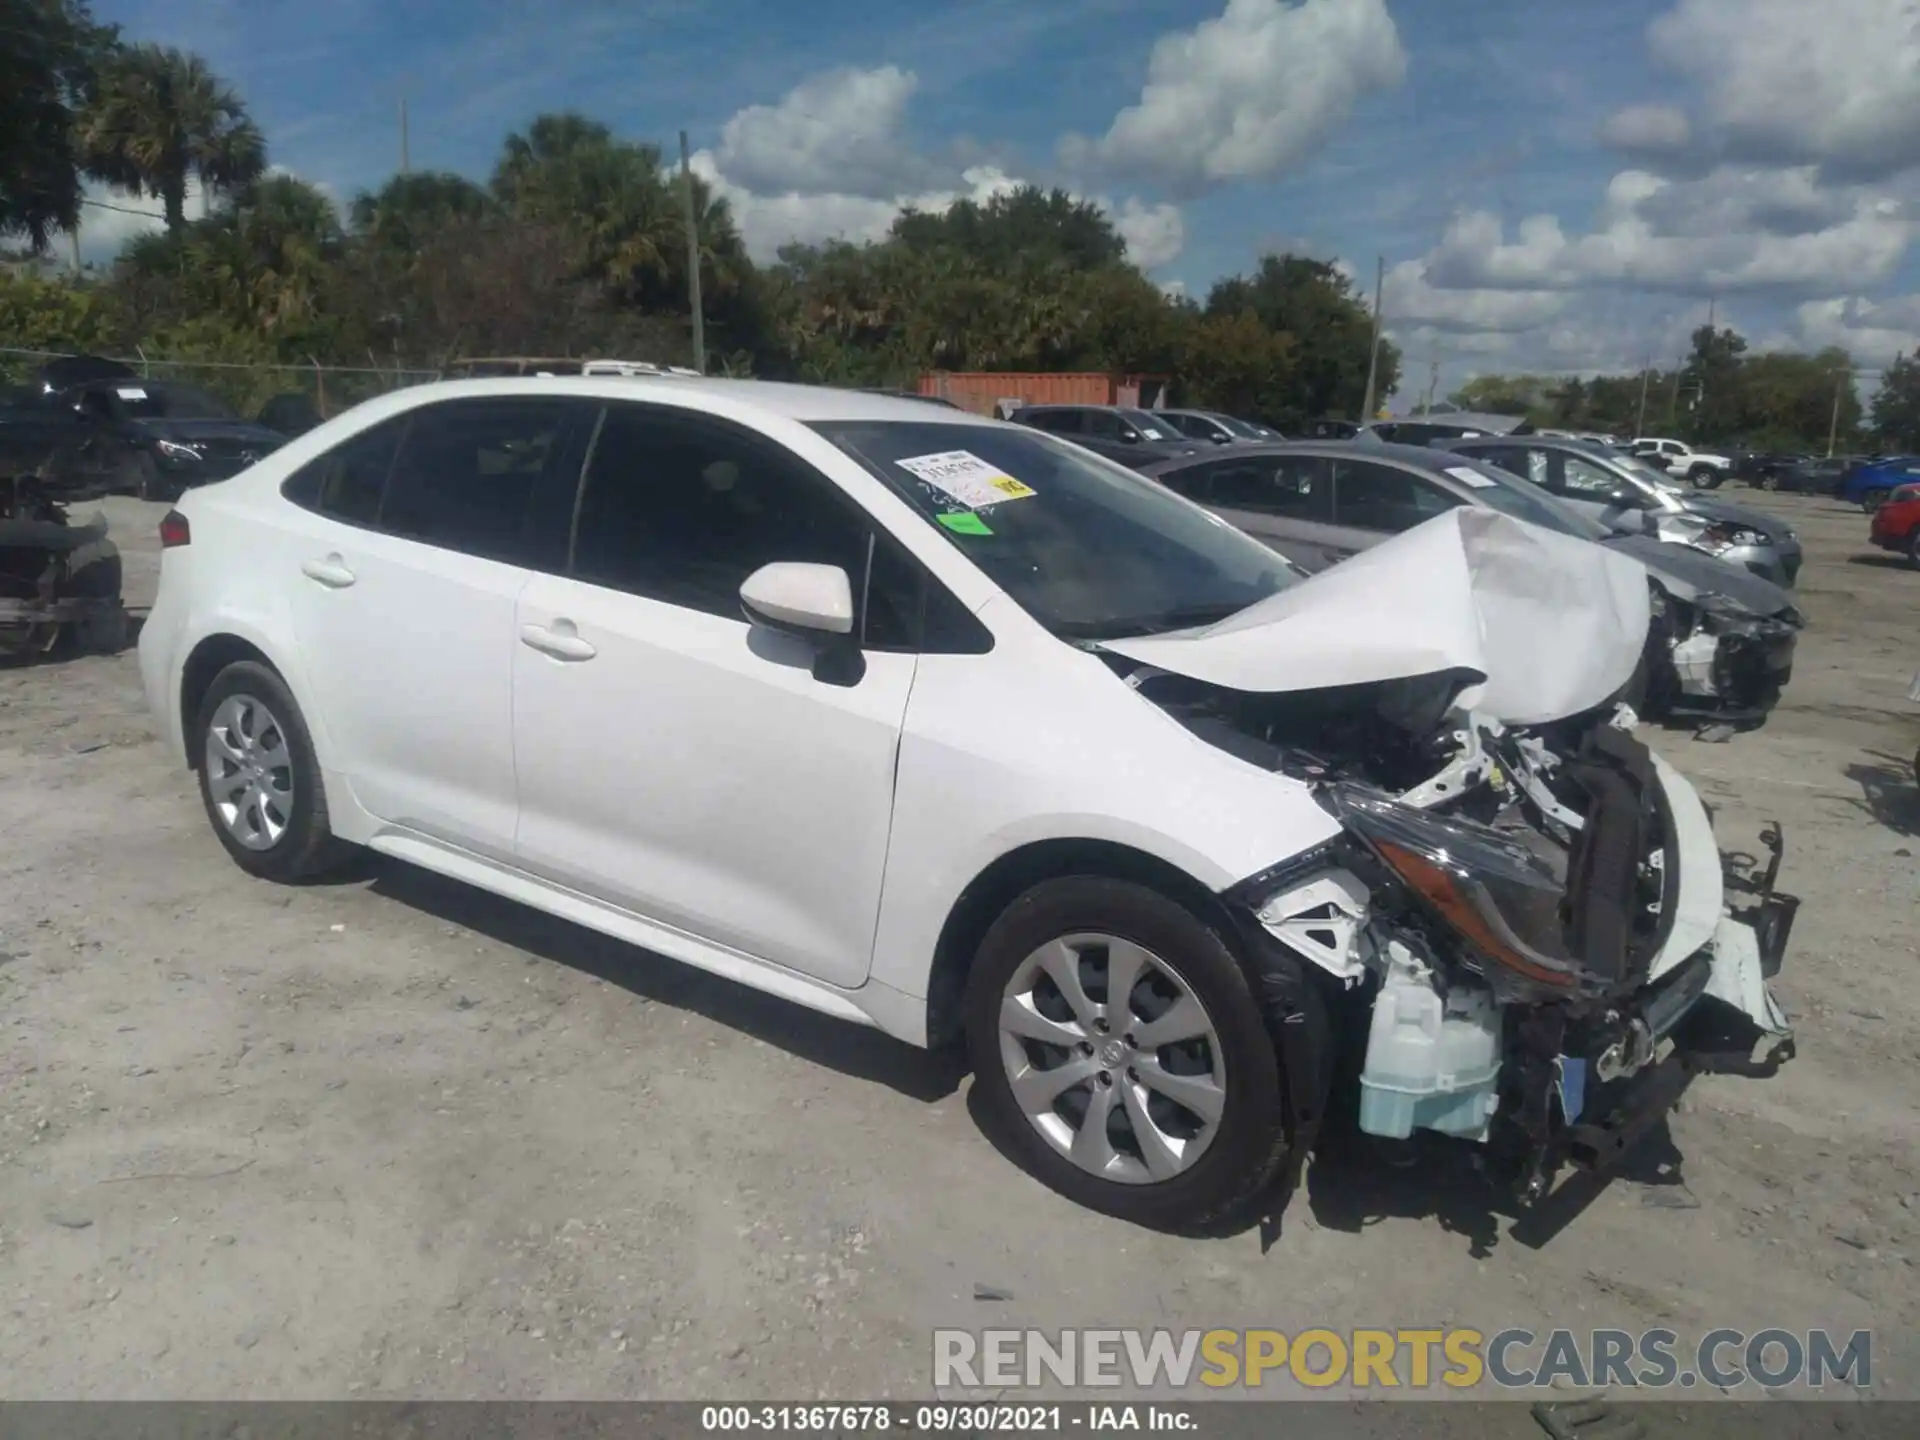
1782,294,1920,368
1381,260,1567,333
1599,103,1691,157
695,67,1186,270
1418,166,1913,297
1642,0,1920,179
714,65,937,199
1111,198,1185,270
1060,0,1406,195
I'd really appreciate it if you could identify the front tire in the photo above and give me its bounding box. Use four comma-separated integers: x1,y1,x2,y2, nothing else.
1861,488,1890,513
192,660,354,881
964,876,1292,1231
1907,528,1920,569
1687,465,1724,489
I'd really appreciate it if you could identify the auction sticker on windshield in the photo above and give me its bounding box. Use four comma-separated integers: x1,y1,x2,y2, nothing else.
896,450,1037,508
1445,465,1497,489
116,387,148,401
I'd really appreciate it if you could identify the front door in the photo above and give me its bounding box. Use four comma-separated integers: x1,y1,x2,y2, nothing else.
510,402,918,988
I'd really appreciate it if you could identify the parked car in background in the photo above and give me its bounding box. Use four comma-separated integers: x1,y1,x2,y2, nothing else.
1840,455,1920,511
1010,404,1203,469
1868,483,1920,565
1140,441,1802,726
1153,409,1282,444
1357,411,1531,446
3,376,287,502
1440,435,1803,586
1628,438,1734,488
1299,418,1360,440
256,393,326,438
136,376,1796,1228
1732,451,1809,488
1766,454,1861,494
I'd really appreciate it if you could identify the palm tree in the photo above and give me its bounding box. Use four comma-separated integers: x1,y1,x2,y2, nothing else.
78,43,265,233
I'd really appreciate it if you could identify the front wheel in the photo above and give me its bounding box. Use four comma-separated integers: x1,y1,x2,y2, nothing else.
193,660,355,881
965,876,1294,1231
1861,488,1891,512
1907,528,1920,569
1688,465,1724,489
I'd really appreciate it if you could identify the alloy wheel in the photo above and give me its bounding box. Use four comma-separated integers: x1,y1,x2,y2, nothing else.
204,692,295,851
997,933,1226,1185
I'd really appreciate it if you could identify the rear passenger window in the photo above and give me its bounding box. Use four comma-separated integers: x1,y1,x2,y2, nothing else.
281,416,404,525
379,399,579,565
1332,460,1463,533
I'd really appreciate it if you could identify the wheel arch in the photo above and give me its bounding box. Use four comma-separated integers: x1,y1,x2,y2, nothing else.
921,837,1236,1049
176,632,318,771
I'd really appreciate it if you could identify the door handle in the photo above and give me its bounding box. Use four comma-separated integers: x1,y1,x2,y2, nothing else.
520,621,597,662
301,555,356,588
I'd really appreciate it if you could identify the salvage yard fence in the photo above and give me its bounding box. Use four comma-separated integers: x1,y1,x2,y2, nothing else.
0,345,439,425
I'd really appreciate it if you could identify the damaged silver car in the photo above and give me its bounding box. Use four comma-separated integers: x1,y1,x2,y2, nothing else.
1141,442,1804,729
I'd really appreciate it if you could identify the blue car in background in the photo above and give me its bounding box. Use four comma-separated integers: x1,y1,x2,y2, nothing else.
1842,455,1920,510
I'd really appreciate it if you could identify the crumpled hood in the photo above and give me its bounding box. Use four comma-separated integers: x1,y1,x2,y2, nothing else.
1100,508,1652,725
1602,533,1796,616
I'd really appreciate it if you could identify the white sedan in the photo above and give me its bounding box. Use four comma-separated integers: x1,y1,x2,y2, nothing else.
138,378,1795,1229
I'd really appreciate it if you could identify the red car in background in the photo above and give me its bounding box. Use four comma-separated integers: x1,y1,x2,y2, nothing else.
1870,483,1920,566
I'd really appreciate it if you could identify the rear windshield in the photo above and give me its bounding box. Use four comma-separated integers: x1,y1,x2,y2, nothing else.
813,420,1300,640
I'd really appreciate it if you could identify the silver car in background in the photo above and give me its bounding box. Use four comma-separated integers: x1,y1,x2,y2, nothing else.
1438,436,1803,587
1139,441,1803,728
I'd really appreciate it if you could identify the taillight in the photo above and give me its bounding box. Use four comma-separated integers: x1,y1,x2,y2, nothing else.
159,510,191,547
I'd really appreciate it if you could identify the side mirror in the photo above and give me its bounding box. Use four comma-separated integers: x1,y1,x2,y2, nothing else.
1118,429,1141,444
739,562,863,686
1607,488,1640,508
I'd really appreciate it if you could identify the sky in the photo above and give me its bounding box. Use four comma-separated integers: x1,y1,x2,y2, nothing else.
79,0,1920,402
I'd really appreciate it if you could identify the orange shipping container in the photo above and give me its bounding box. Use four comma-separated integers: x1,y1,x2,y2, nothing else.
919,372,1170,417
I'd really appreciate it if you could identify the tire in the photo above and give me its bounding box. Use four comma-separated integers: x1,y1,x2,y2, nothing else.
964,876,1294,1231
133,453,181,504
54,539,126,656
1687,465,1724,489
1907,529,1920,569
1861,488,1890,513
192,660,354,881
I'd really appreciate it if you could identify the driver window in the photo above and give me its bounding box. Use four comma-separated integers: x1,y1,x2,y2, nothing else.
1086,410,1126,440
1562,453,1638,502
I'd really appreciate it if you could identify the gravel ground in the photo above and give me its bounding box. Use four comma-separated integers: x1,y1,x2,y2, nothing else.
0,490,1914,1412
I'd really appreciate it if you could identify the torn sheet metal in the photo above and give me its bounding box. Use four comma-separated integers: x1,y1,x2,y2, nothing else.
1100,508,1652,725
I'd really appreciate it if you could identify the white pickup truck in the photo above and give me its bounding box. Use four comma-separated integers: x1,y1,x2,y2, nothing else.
1629,437,1733,488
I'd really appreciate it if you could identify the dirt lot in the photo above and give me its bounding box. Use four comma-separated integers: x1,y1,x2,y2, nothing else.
1,490,1914,1410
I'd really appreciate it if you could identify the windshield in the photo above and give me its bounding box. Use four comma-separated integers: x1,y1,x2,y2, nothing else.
814,420,1301,639
1439,456,1609,541
101,381,237,421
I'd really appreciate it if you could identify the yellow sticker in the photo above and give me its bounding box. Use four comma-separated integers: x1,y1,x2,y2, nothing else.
990,474,1036,500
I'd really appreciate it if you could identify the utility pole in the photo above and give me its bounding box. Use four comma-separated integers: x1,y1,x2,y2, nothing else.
1667,359,1683,427
1634,355,1652,437
398,97,410,174
1422,345,1440,414
1359,254,1384,423
679,130,707,373
1827,364,1848,458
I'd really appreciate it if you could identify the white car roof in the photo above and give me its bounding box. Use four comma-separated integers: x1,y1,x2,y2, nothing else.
382,376,1002,427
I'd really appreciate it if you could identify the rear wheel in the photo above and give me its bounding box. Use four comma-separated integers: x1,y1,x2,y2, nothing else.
192,660,354,881
965,876,1294,1231
1861,488,1891,512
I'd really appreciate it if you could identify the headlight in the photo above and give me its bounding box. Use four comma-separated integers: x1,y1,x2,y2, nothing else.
154,438,203,465
1693,521,1768,554
1325,784,1589,997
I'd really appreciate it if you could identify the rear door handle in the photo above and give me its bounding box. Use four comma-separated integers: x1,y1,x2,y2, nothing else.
301,555,356,588
520,621,596,662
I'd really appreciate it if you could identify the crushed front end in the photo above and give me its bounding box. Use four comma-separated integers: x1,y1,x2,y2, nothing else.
1654,588,1801,724
1216,702,1797,1208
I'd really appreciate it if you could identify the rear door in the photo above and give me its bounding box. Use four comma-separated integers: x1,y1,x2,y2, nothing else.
1328,457,1465,551
282,396,590,858
1188,453,1347,570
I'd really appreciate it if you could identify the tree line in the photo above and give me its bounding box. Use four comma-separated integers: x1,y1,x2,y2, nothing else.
1449,324,1920,454
2,0,1399,425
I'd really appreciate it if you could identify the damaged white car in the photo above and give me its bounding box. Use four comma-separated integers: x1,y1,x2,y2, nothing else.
138,381,1798,1232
